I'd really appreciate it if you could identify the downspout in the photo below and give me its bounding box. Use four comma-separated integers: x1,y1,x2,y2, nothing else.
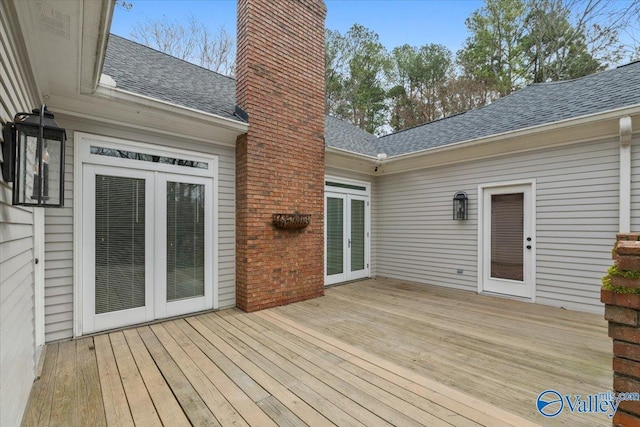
619,116,632,233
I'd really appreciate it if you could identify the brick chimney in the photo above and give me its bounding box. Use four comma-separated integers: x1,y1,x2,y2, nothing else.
235,0,327,311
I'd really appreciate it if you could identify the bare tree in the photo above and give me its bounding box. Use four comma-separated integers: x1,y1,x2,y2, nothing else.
130,14,235,76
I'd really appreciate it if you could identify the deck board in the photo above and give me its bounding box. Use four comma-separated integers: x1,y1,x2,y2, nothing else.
49,341,78,426
137,325,218,426
94,334,134,427
75,338,106,427
109,331,161,426
21,278,610,426
122,328,191,427
21,340,58,426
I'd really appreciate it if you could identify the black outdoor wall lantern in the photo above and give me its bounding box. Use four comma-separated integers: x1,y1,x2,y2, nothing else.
453,191,468,220
1,105,66,207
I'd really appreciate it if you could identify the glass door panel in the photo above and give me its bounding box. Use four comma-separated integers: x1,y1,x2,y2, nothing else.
327,196,345,276
158,174,213,318
490,193,524,281
166,181,205,301
95,175,147,313
350,198,366,273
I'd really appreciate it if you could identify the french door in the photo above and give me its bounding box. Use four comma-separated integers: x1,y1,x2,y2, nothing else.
326,192,369,285
82,165,213,333
480,183,535,299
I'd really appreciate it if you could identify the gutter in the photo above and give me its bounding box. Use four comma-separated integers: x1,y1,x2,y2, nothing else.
380,104,640,165
94,83,250,133
325,145,377,161
89,0,115,93
620,116,633,233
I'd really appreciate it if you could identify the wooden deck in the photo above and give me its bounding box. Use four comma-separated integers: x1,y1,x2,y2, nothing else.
21,278,611,426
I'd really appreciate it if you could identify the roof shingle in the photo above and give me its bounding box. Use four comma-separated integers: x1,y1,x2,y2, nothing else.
102,35,640,157
376,61,640,157
103,34,240,122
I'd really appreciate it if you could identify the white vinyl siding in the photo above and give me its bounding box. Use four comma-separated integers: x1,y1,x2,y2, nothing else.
43,118,237,341
375,138,619,313
0,1,40,425
325,167,377,278
44,135,74,341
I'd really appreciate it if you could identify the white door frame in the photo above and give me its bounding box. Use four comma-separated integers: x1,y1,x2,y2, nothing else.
82,165,156,333
74,132,218,336
324,176,371,286
477,180,536,301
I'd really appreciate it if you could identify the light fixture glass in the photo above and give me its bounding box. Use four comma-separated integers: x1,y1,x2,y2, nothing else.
2,105,66,207
453,191,468,220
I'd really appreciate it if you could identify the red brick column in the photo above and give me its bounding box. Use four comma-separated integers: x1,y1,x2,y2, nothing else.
235,0,327,311
602,233,640,426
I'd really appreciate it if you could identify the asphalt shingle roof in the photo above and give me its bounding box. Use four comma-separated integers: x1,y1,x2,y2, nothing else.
102,35,640,157
103,34,241,122
376,61,640,157
324,115,378,156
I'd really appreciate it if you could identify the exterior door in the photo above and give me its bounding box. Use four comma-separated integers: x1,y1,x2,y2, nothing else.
481,183,534,299
156,173,213,319
82,165,213,333
325,192,369,285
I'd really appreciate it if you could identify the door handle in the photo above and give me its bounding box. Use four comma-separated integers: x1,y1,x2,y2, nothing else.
348,239,351,248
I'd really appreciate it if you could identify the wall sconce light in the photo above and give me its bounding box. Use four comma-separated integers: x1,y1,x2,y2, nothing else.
2,105,66,207
453,191,468,220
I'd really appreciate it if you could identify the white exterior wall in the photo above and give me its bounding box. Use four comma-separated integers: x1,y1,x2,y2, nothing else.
629,136,640,232
325,166,378,278
43,116,237,341
375,138,620,313
0,2,40,425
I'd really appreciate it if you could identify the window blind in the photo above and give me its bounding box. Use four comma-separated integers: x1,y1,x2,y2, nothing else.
326,197,344,275
95,175,146,314
350,199,365,271
166,182,205,301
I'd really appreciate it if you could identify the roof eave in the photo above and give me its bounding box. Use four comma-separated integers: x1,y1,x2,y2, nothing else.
94,84,250,133
325,146,378,175
326,104,640,176
47,84,248,146
81,0,115,94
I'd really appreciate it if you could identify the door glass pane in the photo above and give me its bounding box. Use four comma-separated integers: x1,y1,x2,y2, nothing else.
350,199,365,271
95,175,146,314
327,197,344,275
491,193,524,281
167,182,205,301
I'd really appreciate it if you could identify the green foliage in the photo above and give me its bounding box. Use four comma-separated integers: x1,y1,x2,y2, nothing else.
456,0,620,93
458,0,527,96
387,44,453,131
602,265,640,294
325,25,389,135
324,0,632,134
